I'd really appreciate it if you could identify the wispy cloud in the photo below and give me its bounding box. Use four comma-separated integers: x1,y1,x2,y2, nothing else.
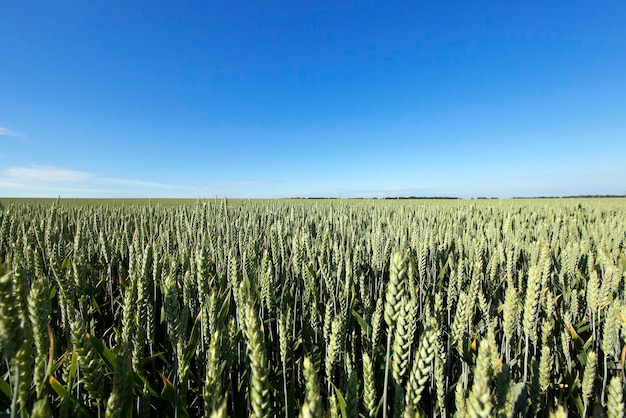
0,127,27,138
0,165,202,197
0,180,123,195
5,165,94,182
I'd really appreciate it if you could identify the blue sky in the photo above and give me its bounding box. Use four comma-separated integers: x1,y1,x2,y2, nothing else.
1,1,625,198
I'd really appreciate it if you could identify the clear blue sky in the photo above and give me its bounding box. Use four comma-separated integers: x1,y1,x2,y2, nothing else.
1,1,625,198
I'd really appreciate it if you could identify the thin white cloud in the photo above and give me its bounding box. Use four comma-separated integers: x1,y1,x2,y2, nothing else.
0,180,122,195
0,164,203,197
0,127,27,138
5,165,94,182
0,180,28,189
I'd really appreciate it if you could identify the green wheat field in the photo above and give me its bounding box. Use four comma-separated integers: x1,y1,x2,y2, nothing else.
1,197,625,417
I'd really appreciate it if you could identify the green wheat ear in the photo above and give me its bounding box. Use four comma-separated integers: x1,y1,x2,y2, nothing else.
0,272,23,359
392,296,416,383
105,343,132,418
582,350,597,415
502,284,519,343
466,339,492,418
404,327,437,413
607,375,624,418
362,352,377,418
522,266,542,344
71,318,106,403
300,357,322,418
28,276,50,398
383,250,407,418
204,330,224,414
385,251,406,331
242,301,270,418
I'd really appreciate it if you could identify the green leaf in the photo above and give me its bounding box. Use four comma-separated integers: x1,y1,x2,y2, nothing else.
218,290,231,320
374,394,384,418
159,373,176,406
61,255,71,271
49,376,69,400
91,295,102,316
47,326,58,376
184,311,203,365
49,376,93,417
86,332,116,371
0,377,11,409
133,374,161,399
331,383,348,418
142,351,167,367
437,254,451,282
159,373,191,418
49,356,66,381
68,348,78,388
351,309,372,338
560,355,585,416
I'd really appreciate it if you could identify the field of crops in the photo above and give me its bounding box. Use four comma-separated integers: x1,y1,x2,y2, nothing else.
0,198,625,417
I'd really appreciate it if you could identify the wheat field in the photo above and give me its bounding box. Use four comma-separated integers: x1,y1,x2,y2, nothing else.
0,198,625,417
